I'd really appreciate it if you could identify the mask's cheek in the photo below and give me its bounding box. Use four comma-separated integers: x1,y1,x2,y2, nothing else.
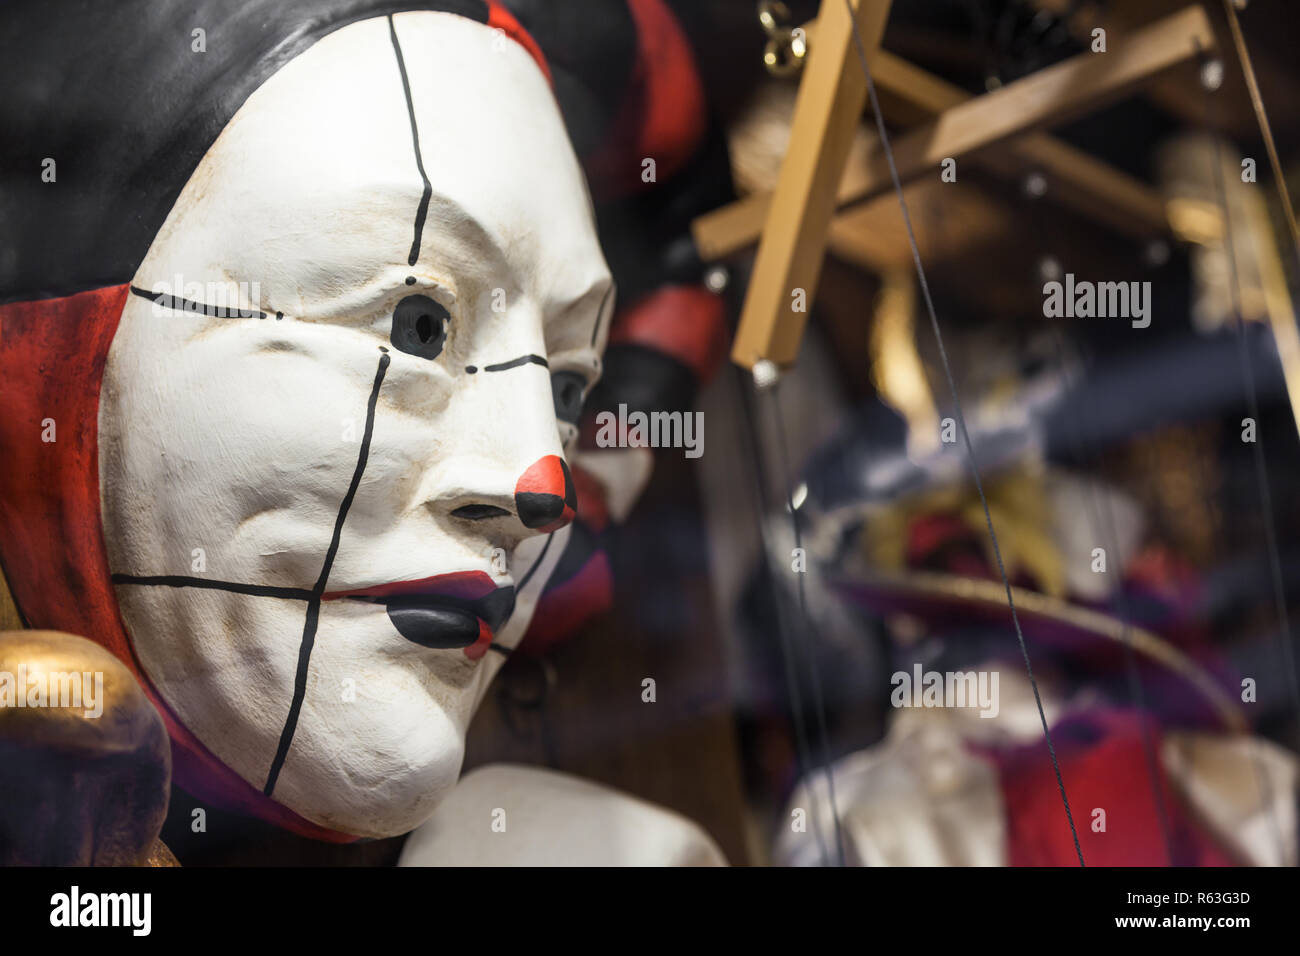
113,584,305,797
101,319,478,832
104,319,403,591
268,599,472,836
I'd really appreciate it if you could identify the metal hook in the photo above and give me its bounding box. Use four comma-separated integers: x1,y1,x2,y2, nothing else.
759,1,808,77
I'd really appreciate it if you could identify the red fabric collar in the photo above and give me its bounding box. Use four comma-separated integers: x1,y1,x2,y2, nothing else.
486,0,551,85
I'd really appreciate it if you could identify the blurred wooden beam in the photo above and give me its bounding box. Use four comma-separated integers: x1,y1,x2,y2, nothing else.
799,17,1174,237
696,5,1213,266
826,181,1013,273
1028,0,1292,140
730,0,893,370
870,52,1169,239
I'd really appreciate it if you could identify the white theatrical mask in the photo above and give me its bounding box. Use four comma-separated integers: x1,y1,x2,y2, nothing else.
98,12,613,838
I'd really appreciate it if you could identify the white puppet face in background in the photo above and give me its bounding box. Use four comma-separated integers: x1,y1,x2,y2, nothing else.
98,12,612,838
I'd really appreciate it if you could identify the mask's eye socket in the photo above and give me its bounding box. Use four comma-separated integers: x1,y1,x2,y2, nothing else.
551,370,588,426
390,294,449,360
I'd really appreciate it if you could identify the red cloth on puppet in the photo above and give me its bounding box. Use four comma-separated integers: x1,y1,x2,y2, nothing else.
990,710,1236,866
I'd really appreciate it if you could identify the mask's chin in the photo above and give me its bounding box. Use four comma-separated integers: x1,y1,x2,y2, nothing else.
258,556,547,838
263,628,475,838
312,739,467,840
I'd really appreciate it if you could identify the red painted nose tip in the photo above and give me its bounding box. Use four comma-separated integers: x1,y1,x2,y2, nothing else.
514,455,577,532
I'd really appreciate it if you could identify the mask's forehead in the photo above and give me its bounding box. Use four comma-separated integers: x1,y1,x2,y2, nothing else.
136,11,608,325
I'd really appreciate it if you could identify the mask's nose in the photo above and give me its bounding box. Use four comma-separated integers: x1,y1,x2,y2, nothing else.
514,455,577,532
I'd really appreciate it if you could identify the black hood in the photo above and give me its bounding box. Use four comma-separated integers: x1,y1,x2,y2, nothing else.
0,0,635,302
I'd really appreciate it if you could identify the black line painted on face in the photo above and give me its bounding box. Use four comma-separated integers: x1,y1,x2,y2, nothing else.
388,15,432,268
516,532,555,593
263,348,390,797
484,354,548,372
264,596,321,795
313,352,391,596
488,642,512,656
129,284,267,319
111,574,313,601
591,284,614,347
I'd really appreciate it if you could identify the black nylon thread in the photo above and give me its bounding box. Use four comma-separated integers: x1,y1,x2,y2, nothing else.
842,0,1084,864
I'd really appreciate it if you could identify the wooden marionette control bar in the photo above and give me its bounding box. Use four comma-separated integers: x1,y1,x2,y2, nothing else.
709,3,1217,370
727,0,893,371
867,51,1170,240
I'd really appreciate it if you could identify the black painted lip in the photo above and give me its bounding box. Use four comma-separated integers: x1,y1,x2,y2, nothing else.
354,586,515,650
386,585,515,630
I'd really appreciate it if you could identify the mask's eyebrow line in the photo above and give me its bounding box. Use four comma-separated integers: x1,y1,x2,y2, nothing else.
129,284,273,320
483,354,548,372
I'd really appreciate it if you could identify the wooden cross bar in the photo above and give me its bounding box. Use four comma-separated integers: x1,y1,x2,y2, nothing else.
709,3,1217,371
727,0,893,370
